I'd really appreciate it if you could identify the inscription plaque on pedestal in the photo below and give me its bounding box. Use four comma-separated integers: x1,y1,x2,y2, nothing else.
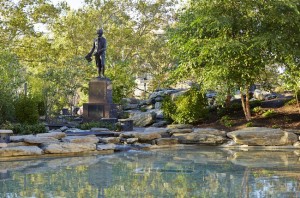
83,77,117,121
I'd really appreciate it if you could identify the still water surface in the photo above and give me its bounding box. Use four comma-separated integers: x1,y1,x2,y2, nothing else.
1,147,300,198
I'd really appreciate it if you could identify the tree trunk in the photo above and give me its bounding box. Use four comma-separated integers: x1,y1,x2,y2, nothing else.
225,88,231,108
240,87,251,121
296,91,300,114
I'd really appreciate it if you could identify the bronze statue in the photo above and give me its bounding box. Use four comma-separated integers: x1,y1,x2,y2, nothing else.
85,29,107,77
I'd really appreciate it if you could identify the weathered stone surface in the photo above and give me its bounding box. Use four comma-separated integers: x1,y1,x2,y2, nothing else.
65,128,88,133
285,129,300,135
114,145,133,151
150,109,164,119
97,144,116,151
24,137,59,144
42,143,96,154
227,127,298,146
136,133,161,142
126,138,139,144
98,137,120,144
0,146,43,157
169,128,193,134
144,127,170,137
176,133,227,145
120,132,138,138
131,112,156,127
36,132,66,139
167,124,193,129
0,143,7,148
155,138,178,145
193,128,226,137
132,143,153,150
7,142,31,147
0,130,13,134
155,102,162,109
62,135,99,144
90,128,110,132
123,103,139,110
152,121,168,128
10,135,34,142
60,126,69,132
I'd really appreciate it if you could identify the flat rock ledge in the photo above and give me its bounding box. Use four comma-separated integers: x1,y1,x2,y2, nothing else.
2,127,300,158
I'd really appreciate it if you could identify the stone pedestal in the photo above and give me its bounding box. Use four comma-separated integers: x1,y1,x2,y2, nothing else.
0,130,13,143
83,77,117,121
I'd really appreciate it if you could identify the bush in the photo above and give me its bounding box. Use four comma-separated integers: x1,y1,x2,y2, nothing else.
14,96,39,124
246,122,253,127
1,122,46,135
162,87,208,124
250,100,262,108
220,115,233,127
252,106,263,115
79,121,116,131
161,95,176,122
0,90,15,125
262,109,277,118
285,98,297,106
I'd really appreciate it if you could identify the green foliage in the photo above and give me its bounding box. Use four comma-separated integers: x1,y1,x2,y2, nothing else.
220,115,233,127
162,95,176,122
79,121,116,131
0,90,15,125
252,106,263,115
246,122,253,127
285,98,297,106
1,122,46,135
262,109,277,118
162,88,208,124
14,95,39,124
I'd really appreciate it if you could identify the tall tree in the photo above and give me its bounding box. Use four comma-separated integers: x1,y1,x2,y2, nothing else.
169,0,300,120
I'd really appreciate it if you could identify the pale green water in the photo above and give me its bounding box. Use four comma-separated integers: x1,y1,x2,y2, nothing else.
1,147,300,198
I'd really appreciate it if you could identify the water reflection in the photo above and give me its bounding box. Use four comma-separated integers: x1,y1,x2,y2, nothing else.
1,147,300,197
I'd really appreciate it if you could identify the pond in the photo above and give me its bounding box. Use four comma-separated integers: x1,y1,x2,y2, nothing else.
1,147,300,197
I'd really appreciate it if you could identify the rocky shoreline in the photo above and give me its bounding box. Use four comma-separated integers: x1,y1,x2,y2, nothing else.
1,125,300,160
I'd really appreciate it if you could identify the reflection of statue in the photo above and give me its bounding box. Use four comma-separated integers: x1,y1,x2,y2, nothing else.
85,29,107,77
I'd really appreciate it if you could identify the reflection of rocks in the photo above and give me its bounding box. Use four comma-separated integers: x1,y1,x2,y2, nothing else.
228,150,300,168
0,146,43,157
46,156,101,168
227,127,298,146
42,143,96,154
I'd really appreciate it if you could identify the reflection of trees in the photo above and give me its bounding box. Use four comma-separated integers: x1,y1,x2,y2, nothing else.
1,149,300,197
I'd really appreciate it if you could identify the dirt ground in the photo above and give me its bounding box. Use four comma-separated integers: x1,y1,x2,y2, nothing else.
197,101,300,132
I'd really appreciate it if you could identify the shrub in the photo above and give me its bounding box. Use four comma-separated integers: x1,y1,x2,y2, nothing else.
0,90,15,125
220,115,233,127
161,95,176,122
246,122,253,127
2,123,47,135
252,106,263,115
262,109,277,118
79,121,116,131
285,98,297,106
250,100,262,108
14,95,39,124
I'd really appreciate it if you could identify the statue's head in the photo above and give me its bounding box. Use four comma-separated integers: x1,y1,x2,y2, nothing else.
97,29,103,36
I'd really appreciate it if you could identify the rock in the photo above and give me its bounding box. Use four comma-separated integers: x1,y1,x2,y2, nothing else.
227,127,298,146
155,96,163,102
62,135,99,144
131,112,156,127
123,103,139,110
60,126,69,132
136,133,161,142
149,109,164,119
149,91,164,100
65,128,88,133
90,128,110,132
155,102,162,109
126,138,139,144
6,142,31,147
167,124,193,129
293,142,300,147
49,129,62,133
98,137,120,144
121,98,139,104
155,138,178,145
176,133,227,145
193,128,226,137
0,146,43,157
285,129,300,135
36,132,66,139
170,90,188,100
169,128,193,134
152,121,168,128
114,145,133,151
97,144,116,151
24,137,59,144
0,143,7,148
10,135,34,142
132,143,153,150
42,143,96,154
144,127,170,137
120,132,138,138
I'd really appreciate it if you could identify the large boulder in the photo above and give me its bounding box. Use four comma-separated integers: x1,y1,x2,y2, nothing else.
0,146,43,157
227,127,298,146
23,137,59,144
10,135,34,142
176,133,227,145
42,143,96,154
193,128,226,137
62,135,99,144
155,138,178,145
169,128,193,134
144,127,170,137
36,132,66,139
97,144,116,151
120,130,162,142
98,137,120,144
131,112,156,127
